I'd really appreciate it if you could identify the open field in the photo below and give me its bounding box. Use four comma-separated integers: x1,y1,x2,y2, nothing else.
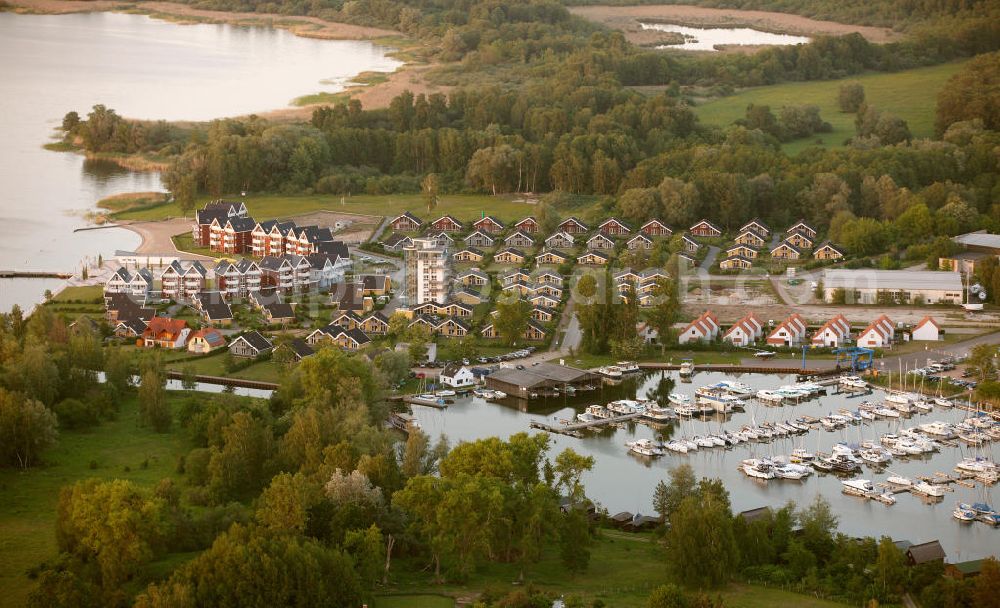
0,394,198,608
114,193,559,225
374,596,455,608
693,61,966,155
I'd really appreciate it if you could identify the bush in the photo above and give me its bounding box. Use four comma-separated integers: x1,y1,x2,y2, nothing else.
53,398,99,429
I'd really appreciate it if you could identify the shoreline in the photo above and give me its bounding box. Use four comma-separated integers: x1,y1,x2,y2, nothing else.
569,4,901,48
5,0,449,116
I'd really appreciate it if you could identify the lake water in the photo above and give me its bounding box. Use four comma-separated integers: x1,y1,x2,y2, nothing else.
640,22,810,51
412,371,998,561
0,11,402,313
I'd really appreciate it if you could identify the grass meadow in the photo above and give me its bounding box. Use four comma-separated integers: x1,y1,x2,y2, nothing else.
693,61,966,155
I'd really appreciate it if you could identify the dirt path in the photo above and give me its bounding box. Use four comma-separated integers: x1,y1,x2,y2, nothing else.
120,219,215,260
570,4,900,48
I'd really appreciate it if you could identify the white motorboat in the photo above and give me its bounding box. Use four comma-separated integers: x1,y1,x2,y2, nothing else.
886,475,913,488
756,389,784,404
435,389,457,397
608,399,643,415
627,439,663,457
953,503,978,521
774,463,812,480
919,421,956,438
956,457,997,475
885,391,913,405
679,361,694,377
859,447,892,465
893,401,914,414
858,409,876,421
842,478,877,497
912,400,933,413
416,393,439,401
679,438,698,451
674,404,697,417
912,481,946,498
586,404,611,419
597,365,623,379
665,440,688,454
741,458,776,480
491,390,507,399
576,412,596,423
617,361,640,374
668,393,691,406
873,407,900,418
719,380,753,396
693,435,716,448
934,397,954,408
839,376,868,389
790,448,816,463
643,406,676,423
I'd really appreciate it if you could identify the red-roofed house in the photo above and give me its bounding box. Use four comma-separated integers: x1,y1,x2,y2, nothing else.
722,313,763,347
911,316,940,341
766,313,807,347
811,314,851,347
678,311,719,345
142,317,190,349
857,315,895,348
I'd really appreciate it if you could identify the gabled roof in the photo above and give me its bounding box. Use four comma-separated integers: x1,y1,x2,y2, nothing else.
264,302,295,319
431,214,463,227
515,216,537,227
690,219,722,233
587,233,614,243
383,232,412,248
473,215,504,228
110,267,131,282
457,268,489,280
913,316,939,331
814,241,844,255
190,328,226,347
721,254,752,264
504,230,535,243
558,216,588,230
787,219,816,233
639,218,670,231
726,243,756,254
391,211,422,226
538,249,568,260
907,540,946,564
225,216,257,232
259,255,292,271
495,247,526,258
282,338,315,359
233,331,272,352
598,217,632,231
464,230,495,243
627,233,652,243
771,240,802,254
578,250,610,260
454,247,484,257
545,231,574,243
144,316,188,337
235,258,260,273
360,274,390,291
184,261,208,277
197,293,233,320
739,218,770,233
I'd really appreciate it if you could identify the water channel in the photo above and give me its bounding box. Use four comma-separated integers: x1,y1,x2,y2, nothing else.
640,22,811,51
0,11,401,313
412,370,997,561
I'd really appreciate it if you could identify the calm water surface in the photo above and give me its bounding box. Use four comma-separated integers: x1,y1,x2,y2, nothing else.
413,371,998,561
0,11,401,312
641,22,810,51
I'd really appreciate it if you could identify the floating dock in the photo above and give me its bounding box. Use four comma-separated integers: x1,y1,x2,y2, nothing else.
530,412,642,435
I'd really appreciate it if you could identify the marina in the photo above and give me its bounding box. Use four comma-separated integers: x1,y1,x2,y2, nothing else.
407,369,999,560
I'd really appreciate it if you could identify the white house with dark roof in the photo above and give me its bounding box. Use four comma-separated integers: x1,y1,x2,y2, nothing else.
545,232,575,249
627,233,653,250
504,230,535,249
464,230,495,249
586,233,615,251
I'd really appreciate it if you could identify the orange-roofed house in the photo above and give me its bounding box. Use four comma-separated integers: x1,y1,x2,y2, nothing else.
142,317,190,349
857,315,894,348
677,311,719,345
722,313,763,347
811,314,851,347
766,313,807,347
911,316,940,341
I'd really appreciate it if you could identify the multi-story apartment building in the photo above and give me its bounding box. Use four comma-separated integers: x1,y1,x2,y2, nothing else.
193,200,247,247
251,220,296,258
403,237,448,305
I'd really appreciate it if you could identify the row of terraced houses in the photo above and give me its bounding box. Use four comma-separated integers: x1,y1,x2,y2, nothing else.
193,200,345,257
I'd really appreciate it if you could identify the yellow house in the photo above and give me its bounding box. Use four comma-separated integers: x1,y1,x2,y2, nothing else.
770,241,802,260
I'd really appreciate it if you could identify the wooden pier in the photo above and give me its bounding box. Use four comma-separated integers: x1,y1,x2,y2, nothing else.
636,362,836,376
530,412,642,435
164,371,278,391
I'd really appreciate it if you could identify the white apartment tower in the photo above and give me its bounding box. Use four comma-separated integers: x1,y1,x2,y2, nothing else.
404,237,448,305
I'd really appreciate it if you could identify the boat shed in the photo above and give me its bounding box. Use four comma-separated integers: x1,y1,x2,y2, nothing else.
822,269,963,305
906,540,946,566
485,362,598,398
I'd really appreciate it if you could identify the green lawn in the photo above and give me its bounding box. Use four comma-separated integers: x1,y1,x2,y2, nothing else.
0,394,198,608
163,350,285,383
49,285,103,303
694,61,966,155
383,530,846,608
114,193,557,224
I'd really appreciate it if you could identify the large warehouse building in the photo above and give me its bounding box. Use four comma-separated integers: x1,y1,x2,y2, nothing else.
822,269,963,305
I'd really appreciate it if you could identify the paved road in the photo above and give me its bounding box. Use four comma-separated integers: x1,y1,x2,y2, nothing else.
367,216,390,244
878,329,1000,372
698,245,720,272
